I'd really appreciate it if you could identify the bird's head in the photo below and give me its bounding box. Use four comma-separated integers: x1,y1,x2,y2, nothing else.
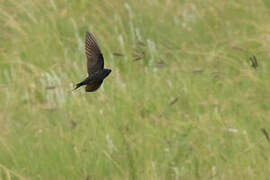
103,69,111,78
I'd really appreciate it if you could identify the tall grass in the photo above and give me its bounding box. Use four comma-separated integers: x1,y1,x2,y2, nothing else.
0,0,270,179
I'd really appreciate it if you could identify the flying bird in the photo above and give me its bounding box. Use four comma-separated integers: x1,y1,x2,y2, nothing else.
74,32,111,92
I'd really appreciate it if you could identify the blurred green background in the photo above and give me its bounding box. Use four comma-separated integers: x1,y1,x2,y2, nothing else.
1,0,270,179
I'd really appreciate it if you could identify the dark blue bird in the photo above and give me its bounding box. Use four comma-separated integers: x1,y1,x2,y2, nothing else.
74,32,111,92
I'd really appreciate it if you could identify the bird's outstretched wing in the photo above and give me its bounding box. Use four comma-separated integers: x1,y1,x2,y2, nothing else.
85,32,104,76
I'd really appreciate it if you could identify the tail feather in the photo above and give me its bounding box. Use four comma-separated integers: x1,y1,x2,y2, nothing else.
73,82,83,91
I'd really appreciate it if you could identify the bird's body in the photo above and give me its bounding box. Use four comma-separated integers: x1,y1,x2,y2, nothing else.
74,32,111,92
75,69,111,92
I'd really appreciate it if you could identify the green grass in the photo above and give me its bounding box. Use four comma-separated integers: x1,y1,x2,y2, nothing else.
1,0,270,179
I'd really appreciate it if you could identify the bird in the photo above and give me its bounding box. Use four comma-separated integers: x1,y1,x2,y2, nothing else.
74,32,111,92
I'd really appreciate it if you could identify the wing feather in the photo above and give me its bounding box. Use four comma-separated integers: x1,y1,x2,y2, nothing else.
85,32,104,75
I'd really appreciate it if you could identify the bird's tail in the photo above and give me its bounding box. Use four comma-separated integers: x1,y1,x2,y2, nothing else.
73,82,83,91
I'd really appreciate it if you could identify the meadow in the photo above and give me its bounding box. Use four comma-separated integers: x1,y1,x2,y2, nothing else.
0,0,270,179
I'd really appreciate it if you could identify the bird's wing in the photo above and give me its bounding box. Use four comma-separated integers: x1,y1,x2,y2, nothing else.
85,80,103,92
85,32,104,76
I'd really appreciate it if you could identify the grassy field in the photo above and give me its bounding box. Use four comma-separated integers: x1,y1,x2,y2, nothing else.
1,0,270,179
